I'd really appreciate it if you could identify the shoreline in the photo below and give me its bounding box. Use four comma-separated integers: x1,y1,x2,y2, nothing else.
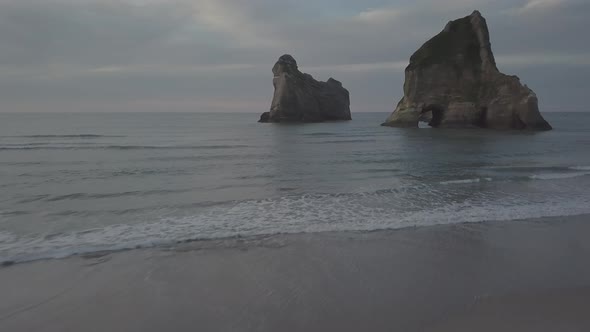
3,213,590,267
2,214,590,331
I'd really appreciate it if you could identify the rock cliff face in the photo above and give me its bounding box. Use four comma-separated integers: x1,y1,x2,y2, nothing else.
382,11,552,130
259,55,352,123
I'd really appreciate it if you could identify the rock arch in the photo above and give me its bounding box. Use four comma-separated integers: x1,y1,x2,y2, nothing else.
381,11,552,130
421,104,446,128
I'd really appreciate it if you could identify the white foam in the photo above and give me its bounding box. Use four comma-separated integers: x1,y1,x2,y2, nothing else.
3,186,590,263
529,172,590,180
483,165,546,170
440,178,492,185
0,231,17,243
569,166,590,171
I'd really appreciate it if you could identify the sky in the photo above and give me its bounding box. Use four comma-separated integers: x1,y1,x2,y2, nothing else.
0,0,588,113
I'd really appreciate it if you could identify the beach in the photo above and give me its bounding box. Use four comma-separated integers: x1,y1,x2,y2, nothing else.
2,214,590,331
1,1,590,331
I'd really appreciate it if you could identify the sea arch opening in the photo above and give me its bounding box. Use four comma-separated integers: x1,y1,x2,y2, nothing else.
419,104,445,128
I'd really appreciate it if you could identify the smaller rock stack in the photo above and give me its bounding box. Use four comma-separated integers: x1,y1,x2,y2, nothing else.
259,55,352,123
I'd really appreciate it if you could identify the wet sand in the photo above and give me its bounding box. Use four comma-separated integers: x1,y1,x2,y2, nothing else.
1,215,590,331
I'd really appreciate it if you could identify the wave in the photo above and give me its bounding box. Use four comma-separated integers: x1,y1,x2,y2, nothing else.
303,132,375,138
313,139,377,144
3,188,590,264
479,165,590,181
44,188,193,202
140,153,272,162
361,169,402,174
439,172,589,185
529,172,590,180
0,160,90,166
303,132,336,137
0,142,101,147
357,158,405,164
440,178,492,185
0,144,249,151
233,174,276,180
0,210,30,217
1,134,124,138
103,144,249,151
484,165,590,172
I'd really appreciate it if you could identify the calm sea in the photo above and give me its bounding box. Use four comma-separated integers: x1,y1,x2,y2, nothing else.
1,112,589,262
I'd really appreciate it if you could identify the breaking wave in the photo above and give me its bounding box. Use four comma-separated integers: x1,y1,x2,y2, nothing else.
2,179,590,264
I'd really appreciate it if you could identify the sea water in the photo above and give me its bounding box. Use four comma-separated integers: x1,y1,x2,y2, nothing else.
1,112,589,262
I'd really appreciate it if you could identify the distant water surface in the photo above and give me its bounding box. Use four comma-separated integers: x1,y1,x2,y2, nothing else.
1,112,589,262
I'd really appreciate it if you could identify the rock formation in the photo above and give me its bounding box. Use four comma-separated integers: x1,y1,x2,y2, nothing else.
382,11,552,130
259,55,352,123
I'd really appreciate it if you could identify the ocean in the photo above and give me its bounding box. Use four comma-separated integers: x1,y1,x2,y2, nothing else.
1,112,589,263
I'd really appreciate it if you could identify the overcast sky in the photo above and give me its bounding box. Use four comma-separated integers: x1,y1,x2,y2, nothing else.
0,0,588,113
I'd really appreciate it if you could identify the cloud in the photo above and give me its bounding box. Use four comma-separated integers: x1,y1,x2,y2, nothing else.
0,0,192,67
0,0,588,113
355,8,402,23
303,61,408,73
497,53,590,68
514,0,568,13
188,0,284,47
86,63,259,76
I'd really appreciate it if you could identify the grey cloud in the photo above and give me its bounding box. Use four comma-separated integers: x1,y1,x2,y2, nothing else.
0,0,588,113
0,1,192,67
490,1,590,55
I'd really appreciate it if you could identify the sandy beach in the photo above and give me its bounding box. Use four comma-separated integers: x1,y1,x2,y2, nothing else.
2,215,590,332
1,1,589,331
